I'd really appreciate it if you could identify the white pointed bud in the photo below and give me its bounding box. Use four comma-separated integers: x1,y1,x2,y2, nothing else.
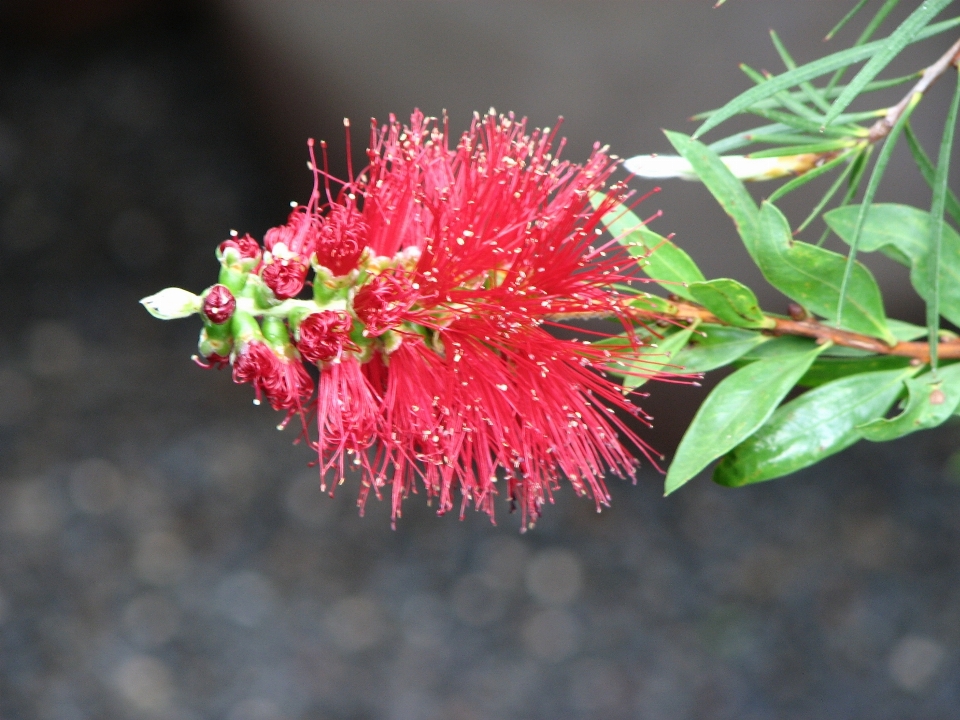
140,287,202,320
624,153,819,182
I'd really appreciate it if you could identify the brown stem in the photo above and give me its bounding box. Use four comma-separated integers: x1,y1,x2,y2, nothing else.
627,301,960,362
867,36,960,143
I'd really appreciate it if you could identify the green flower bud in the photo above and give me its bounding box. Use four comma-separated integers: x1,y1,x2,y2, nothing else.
198,323,233,360
261,316,297,360
230,310,265,344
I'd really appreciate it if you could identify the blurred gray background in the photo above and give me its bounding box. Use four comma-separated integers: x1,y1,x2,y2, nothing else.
1,1,960,719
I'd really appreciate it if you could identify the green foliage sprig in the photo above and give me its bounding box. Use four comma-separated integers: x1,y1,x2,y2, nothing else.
609,0,960,494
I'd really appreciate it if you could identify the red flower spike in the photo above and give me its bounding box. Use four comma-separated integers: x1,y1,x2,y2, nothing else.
145,110,672,529
202,284,236,325
297,310,354,363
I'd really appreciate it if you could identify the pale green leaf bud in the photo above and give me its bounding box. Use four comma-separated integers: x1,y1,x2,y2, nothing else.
624,153,819,182
140,288,202,320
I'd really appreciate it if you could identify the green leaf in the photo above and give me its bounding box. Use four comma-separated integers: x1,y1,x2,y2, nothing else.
739,335,817,360
834,91,919,330
795,147,866,234
767,150,856,203
904,121,960,226
825,203,922,263
616,326,697,389
739,62,825,124
747,140,857,159
688,279,774,329
824,203,960,327
669,325,770,373
827,0,903,93
927,68,960,369
714,367,914,486
693,14,960,138
592,195,705,301
666,132,762,260
858,0,903,43
769,29,832,113
741,132,836,147
746,107,859,137
860,363,960,441
626,292,680,315
696,73,919,124
758,202,894,342
665,344,827,494
797,355,913,387
707,123,794,153
824,0,953,126
887,318,929,341
824,0,873,42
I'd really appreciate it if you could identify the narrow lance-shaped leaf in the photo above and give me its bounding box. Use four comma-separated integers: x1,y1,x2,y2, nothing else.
927,68,960,369
835,92,920,327
666,131,762,260
668,325,770,374
796,147,866,235
739,62,824,124
613,326,697,390
826,0,903,99
757,202,894,343
708,122,793,153
767,149,857,203
696,73,920,124
748,139,859,158
714,367,914,487
769,29,831,113
797,355,912,388
860,363,960,441
692,14,960,137
592,194,705,301
665,344,828,494
825,203,960,327
904,122,960,226
823,0,873,42
738,335,817,361
824,0,953,126
687,278,774,329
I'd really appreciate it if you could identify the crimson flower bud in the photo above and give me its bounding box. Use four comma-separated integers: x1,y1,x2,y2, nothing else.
218,233,262,271
297,311,354,363
261,259,308,300
202,284,236,325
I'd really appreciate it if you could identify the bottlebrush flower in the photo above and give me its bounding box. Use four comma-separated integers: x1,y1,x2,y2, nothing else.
143,109,669,529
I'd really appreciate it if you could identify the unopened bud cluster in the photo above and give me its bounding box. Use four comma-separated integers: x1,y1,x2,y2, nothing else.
141,212,425,423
